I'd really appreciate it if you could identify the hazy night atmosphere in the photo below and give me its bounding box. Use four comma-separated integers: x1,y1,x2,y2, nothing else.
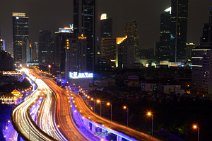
0,0,212,141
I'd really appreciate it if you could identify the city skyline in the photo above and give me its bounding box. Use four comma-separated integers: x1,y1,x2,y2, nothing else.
0,1,212,141
0,0,211,54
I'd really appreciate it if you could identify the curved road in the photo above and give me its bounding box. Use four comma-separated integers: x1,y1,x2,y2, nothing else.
12,83,56,141
44,79,89,141
36,81,67,141
72,93,161,141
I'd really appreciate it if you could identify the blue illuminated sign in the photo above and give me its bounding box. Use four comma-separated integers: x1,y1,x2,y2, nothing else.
69,72,93,79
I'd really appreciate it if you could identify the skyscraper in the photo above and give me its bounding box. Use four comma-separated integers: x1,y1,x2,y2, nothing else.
12,12,29,64
99,13,115,70
73,0,96,72
157,7,172,61
100,13,112,38
0,38,5,51
32,42,38,62
0,31,5,51
171,0,188,62
123,21,140,68
55,27,73,74
38,30,54,65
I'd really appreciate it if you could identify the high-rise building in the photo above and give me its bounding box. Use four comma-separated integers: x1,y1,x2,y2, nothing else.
116,20,140,69
32,42,38,62
38,30,54,65
100,38,116,69
55,27,73,74
186,42,195,61
26,40,32,63
116,36,128,69
12,12,29,64
157,7,172,61
192,9,212,98
156,1,188,63
73,0,96,72
99,13,115,70
0,38,5,51
171,0,188,62
100,13,112,38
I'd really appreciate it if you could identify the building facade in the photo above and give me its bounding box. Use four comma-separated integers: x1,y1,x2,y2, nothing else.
157,7,172,61
32,42,38,62
192,10,212,98
12,12,29,64
73,0,96,72
0,38,5,51
171,0,188,62
55,28,73,74
124,21,140,63
38,30,55,65
100,13,112,38
99,13,115,70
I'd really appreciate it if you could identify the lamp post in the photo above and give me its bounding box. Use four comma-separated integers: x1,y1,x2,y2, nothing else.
90,98,95,112
123,105,129,126
192,124,200,141
106,102,112,121
48,65,51,74
96,99,101,116
146,111,154,136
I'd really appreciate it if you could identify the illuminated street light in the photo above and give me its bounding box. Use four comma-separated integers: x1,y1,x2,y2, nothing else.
106,102,112,121
146,111,154,136
96,99,101,104
123,105,129,126
96,99,102,116
89,98,95,112
192,123,200,141
48,65,51,73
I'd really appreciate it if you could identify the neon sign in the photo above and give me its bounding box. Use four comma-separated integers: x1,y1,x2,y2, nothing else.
69,72,93,79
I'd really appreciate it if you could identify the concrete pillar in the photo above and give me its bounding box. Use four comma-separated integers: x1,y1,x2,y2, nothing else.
117,135,122,141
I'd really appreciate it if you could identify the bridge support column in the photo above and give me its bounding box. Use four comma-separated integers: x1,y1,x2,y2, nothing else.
117,136,122,141
91,124,96,133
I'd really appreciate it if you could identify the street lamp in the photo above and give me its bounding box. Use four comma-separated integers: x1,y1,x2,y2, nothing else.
192,123,200,141
123,105,129,126
96,99,101,116
146,111,154,136
106,102,112,121
48,65,51,74
90,98,95,112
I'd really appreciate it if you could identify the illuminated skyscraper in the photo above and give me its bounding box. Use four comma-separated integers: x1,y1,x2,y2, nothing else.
157,7,172,61
55,27,73,74
99,13,115,70
171,0,188,62
12,12,29,64
116,36,128,69
100,13,112,38
73,0,96,72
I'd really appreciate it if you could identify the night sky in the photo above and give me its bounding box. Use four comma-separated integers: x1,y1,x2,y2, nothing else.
0,0,211,54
